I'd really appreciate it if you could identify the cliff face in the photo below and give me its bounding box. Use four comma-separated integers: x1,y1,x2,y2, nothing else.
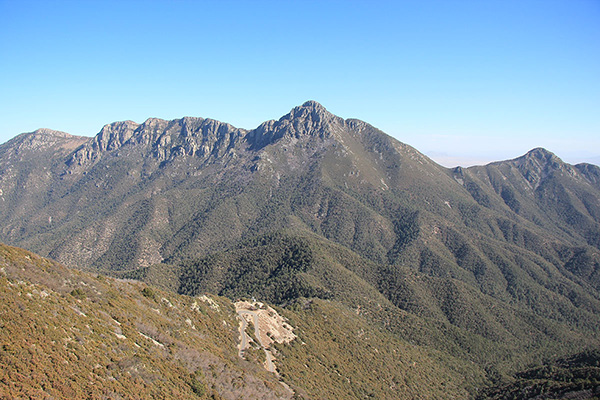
65,117,247,172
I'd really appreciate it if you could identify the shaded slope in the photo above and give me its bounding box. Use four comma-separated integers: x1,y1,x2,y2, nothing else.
479,350,600,400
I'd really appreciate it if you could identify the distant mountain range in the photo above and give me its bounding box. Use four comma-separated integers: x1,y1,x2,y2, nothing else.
426,151,600,170
1,101,599,398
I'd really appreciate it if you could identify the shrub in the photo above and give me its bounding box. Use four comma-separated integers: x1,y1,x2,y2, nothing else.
70,288,86,299
141,287,155,299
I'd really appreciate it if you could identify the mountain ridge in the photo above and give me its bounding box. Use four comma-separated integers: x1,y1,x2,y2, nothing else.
9,101,596,170
1,101,598,267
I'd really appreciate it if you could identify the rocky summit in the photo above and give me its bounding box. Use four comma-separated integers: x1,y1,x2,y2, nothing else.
1,102,600,399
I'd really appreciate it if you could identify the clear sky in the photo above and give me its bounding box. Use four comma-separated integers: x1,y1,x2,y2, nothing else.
1,0,599,167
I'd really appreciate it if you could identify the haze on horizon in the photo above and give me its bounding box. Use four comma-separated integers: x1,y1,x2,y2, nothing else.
1,0,598,168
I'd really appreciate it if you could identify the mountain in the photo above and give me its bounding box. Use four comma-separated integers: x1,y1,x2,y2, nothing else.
1,101,600,394
1,101,460,270
457,148,600,248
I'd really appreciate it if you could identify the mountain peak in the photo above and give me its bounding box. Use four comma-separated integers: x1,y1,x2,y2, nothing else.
290,100,345,126
521,147,564,169
0,128,88,157
508,147,569,187
299,100,327,111
524,147,559,162
31,128,73,138
247,101,344,149
291,100,335,119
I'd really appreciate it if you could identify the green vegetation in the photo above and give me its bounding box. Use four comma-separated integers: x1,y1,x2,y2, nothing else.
179,233,330,303
141,286,156,299
479,350,600,399
69,288,86,299
0,243,287,399
275,298,485,399
0,242,496,399
177,230,600,384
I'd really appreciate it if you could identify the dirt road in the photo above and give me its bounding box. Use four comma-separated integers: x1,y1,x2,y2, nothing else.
237,309,276,373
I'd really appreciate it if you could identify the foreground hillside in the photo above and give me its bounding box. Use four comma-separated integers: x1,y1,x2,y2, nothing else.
0,243,285,399
0,242,483,399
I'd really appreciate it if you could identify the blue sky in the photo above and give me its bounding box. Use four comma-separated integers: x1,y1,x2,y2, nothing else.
1,0,599,166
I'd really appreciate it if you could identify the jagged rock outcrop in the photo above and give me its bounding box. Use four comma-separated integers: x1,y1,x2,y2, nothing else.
247,100,346,149
65,121,139,168
66,117,247,172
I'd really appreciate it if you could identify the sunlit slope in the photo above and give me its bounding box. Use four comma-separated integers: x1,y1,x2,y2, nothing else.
0,242,480,399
